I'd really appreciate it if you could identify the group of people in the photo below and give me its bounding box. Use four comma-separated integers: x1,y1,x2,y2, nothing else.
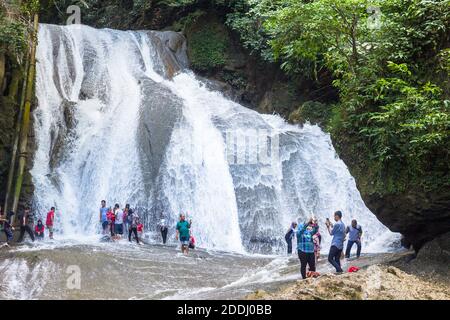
99,201,143,244
1,201,197,255
285,211,363,279
99,201,196,253
0,205,55,245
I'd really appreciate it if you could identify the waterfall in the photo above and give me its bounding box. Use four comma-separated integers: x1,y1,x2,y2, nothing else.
32,24,395,253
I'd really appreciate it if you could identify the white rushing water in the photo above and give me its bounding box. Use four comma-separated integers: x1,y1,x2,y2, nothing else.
32,24,397,254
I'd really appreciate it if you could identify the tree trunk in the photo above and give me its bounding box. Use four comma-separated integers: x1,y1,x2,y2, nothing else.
4,55,30,214
0,51,5,95
12,13,39,215
7,68,21,102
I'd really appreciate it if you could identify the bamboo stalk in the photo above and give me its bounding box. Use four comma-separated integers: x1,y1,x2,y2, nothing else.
4,52,30,214
7,68,21,101
11,13,39,215
0,51,5,94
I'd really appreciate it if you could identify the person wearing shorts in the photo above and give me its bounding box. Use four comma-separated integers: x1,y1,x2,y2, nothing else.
99,200,109,234
176,213,191,255
113,203,124,239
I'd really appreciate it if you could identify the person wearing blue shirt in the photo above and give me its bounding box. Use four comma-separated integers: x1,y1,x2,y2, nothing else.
345,219,363,259
99,200,109,235
326,211,346,273
297,219,318,279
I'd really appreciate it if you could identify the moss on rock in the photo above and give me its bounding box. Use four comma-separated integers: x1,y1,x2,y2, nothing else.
185,13,230,74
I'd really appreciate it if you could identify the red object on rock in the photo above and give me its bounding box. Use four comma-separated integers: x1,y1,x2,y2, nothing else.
348,266,360,273
307,271,321,278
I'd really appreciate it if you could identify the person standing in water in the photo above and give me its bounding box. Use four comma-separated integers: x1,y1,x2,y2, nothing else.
297,218,318,279
46,207,55,239
114,204,124,239
175,213,191,255
0,210,15,245
345,219,363,259
99,200,109,235
127,209,140,244
107,207,115,237
17,207,35,242
326,211,346,273
123,204,130,233
285,222,297,255
158,218,168,244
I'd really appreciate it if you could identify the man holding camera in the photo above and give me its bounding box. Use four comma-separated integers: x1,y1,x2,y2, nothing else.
325,211,346,273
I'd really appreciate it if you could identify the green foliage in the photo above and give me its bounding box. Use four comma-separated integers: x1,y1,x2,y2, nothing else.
221,70,246,89
229,0,450,193
225,0,277,60
360,62,449,167
289,101,331,126
187,21,229,72
0,17,27,61
0,0,39,65
170,9,205,32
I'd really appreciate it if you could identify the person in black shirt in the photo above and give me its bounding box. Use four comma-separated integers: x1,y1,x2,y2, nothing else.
17,207,35,242
285,222,298,255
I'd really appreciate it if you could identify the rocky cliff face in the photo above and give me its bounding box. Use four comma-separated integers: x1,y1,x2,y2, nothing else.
365,190,450,252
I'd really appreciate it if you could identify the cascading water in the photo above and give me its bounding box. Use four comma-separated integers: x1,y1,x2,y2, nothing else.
32,23,396,254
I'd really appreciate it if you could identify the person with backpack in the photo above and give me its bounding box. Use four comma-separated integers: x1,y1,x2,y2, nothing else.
35,219,45,240
345,219,363,259
285,222,297,255
17,207,35,242
297,218,318,279
158,218,168,244
326,211,346,274
127,209,140,244
46,207,55,240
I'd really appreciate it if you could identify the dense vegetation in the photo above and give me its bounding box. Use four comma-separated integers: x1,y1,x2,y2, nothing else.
0,0,39,67
224,0,450,194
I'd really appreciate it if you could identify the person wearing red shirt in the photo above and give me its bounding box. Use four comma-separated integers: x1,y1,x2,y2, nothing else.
46,207,55,239
106,207,115,238
35,219,45,240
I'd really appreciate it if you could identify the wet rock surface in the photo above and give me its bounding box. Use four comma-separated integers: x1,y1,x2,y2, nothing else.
247,251,450,300
365,190,450,252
